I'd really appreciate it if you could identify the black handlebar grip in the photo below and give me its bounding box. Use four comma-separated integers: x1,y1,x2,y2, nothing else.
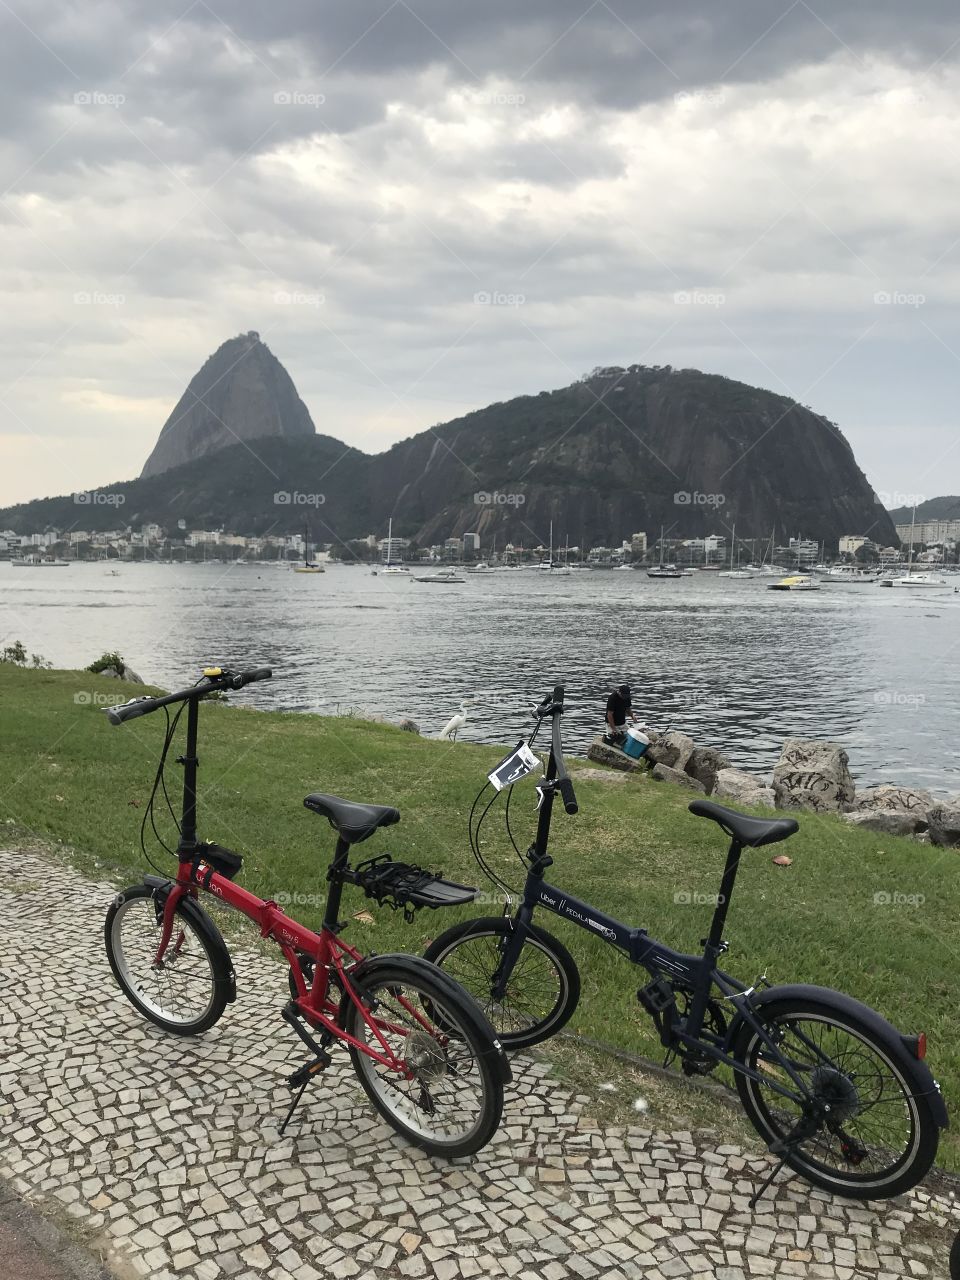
234,667,272,688
559,776,578,815
102,697,156,726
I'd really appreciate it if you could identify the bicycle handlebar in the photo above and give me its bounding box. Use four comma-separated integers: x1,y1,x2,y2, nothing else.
103,666,273,726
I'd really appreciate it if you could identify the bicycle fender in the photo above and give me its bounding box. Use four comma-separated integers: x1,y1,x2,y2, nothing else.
143,875,237,1005
730,982,948,1130
345,952,512,1086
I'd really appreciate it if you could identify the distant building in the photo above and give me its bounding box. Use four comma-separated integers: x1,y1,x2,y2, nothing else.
779,537,819,564
463,532,480,553
0,530,23,558
839,535,868,556
378,535,408,561
896,519,960,546
630,531,647,556
444,537,463,559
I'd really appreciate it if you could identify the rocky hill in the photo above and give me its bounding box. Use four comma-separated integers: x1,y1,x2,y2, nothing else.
364,365,894,548
140,332,315,478
889,496,960,524
1,363,896,550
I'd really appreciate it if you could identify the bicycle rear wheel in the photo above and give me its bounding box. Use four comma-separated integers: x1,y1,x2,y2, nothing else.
423,917,580,1050
105,883,230,1035
342,956,504,1158
733,992,940,1199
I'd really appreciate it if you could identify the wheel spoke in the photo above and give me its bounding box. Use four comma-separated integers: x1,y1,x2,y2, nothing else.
110,896,216,1028
348,973,490,1149
744,1011,917,1187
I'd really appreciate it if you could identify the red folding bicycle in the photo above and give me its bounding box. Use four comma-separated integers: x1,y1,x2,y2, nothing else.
102,665,509,1157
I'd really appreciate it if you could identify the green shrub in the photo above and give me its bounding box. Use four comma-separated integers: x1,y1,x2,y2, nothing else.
87,651,126,676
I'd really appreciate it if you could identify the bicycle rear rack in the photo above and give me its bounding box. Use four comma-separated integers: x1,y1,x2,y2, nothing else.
339,854,478,919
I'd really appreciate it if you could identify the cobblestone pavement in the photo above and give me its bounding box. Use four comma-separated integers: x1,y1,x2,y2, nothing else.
1,848,957,1280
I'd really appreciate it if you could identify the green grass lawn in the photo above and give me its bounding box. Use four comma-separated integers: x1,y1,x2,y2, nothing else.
3,664,959,1168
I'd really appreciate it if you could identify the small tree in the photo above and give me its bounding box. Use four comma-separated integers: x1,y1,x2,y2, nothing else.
1,640,51,667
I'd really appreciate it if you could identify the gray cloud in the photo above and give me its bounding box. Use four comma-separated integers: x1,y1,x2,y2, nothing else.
1,1,959,506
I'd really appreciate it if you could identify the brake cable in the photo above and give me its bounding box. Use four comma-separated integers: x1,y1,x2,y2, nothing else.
140,700,187,870
468,782,515,902
467,707,549,899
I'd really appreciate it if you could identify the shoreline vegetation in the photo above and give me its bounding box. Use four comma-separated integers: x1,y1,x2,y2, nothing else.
2,664,960,1172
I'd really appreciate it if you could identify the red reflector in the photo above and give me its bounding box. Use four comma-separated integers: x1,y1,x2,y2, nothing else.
917,1032,927,1060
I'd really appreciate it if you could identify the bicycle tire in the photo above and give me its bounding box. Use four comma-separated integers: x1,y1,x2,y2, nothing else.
105,883,230,1035
733,990,941,1199
424,916,581,1050
341,955,504,1158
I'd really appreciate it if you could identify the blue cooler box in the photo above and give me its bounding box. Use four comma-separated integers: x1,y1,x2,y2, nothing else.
622,729,650,759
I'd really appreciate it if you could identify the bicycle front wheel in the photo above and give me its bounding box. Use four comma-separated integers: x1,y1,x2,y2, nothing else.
105,883,230,1035
423,917,580,1050
342,957,504,1159
733,992,941,1199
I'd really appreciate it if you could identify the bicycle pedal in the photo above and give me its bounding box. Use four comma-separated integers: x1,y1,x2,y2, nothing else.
638,978,676,1014
287,1053,331,1090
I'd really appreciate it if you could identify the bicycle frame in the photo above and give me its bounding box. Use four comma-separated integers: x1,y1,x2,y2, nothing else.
151,692,435,1077
491,690,819,1108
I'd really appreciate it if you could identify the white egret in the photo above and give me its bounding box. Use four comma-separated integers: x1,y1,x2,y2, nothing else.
439,696,477,741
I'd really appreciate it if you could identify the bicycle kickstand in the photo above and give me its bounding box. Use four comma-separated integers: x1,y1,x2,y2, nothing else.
749,1117,816,1209
279,1004,333,1137
748,1155,788,1209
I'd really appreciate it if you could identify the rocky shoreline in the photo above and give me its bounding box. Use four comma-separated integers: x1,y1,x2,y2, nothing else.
588,730,960,848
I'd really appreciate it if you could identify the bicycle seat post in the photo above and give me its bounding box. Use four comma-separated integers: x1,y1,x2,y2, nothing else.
322,835,351,933
705,838,744,956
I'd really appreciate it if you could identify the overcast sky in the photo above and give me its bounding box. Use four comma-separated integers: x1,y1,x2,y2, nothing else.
2,0,959,509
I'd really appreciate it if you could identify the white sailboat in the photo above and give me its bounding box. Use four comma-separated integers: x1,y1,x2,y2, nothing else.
647,525,682,578
374,518,409,576
292,524,324,573
719,524,754,579
546,522,570,575
883,507,949,588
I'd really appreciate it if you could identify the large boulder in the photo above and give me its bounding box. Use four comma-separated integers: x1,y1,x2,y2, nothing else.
855,785,932,814
927,801,960,848
842,810,928,838
587,737,642,773
98,663,145,684
650,763,707,793
646,730,695,772
684,746,732,795
772,739,855,813
714,768,776,809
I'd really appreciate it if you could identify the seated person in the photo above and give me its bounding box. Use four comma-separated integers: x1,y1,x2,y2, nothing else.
604,683,636,745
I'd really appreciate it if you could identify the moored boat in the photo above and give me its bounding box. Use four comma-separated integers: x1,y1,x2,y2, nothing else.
768,574,819,592
888,571,950,589
414,569,465,584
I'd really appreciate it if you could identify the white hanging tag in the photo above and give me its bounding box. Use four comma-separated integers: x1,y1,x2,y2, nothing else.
488,741,543,792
